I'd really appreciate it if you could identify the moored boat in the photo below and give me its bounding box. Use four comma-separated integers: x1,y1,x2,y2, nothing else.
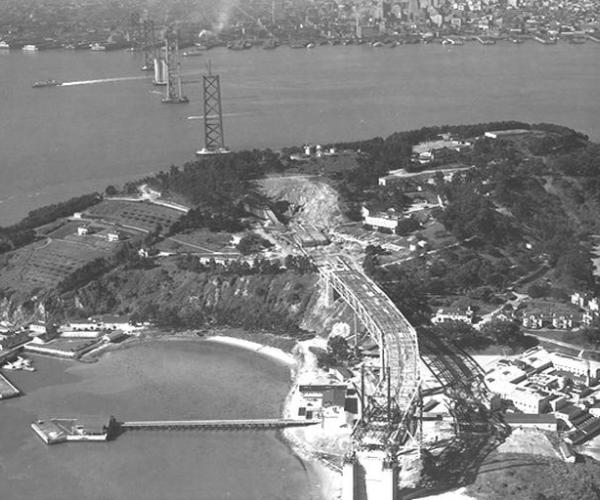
32,79,62,88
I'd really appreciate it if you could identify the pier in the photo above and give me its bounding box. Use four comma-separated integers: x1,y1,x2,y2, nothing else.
0,371,20,399
120,418,321,431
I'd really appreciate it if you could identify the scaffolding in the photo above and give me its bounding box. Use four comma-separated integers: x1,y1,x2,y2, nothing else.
320,266,421,456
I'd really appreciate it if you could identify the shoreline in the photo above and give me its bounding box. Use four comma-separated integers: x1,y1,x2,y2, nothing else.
203,335,297,367
79,328,341,499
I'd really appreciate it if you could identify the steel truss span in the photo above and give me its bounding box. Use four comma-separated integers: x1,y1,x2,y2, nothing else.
320,266,421,451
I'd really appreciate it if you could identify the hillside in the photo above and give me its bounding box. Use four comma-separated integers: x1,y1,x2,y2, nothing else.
0,121,599,341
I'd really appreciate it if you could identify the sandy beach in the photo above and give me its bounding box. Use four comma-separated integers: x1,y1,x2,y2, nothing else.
204,335,297,367
205,334,343,500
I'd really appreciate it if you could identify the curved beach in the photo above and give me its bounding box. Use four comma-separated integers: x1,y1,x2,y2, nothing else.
0,337,326,500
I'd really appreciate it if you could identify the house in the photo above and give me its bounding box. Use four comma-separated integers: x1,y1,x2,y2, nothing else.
91,315,131,331
361,207,400,232
28,321,47,334
64,320,99,331
431,306,473,324
60,329,102,339
73,415,117,438
77,226,88,236
107,232,119,243
504,413,557,431
552,314,573,330
522,314,544,329
588,401,600,418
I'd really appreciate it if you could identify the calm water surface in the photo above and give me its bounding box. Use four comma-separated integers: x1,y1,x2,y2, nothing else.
0,44,599,223
0,340,321,500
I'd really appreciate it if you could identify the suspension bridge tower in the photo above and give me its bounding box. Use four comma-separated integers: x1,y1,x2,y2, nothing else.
141,19,156,72
196,65,229,155
161,30,188,104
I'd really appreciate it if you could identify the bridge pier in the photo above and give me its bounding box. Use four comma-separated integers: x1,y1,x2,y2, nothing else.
356,450,398,500
342,453,358,500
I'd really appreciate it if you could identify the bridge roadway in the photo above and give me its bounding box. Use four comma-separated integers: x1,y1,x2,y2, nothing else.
320,263,420,447
120,418,321,431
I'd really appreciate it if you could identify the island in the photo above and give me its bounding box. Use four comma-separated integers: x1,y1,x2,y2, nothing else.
3,121,600,499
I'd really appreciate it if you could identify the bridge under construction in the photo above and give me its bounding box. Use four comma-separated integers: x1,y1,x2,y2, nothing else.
319,258,421,500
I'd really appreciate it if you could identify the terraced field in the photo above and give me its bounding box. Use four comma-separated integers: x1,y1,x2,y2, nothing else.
0,238,112,296
85,200,182,233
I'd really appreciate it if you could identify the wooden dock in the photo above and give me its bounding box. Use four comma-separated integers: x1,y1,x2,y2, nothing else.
120,418,320,431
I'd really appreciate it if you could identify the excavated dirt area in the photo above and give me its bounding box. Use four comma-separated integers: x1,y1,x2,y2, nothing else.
260,175,344,230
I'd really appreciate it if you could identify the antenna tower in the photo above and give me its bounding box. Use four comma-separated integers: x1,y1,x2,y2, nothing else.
162,30,188,104
196,63,229,155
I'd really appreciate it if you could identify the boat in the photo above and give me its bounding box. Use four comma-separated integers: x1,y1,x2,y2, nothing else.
22,44,38,52
90,43,106,51
306,42,316,49
181,47,205,57
0,41,9,50
32,80,62,88
196,147,231,156
509,37,524,44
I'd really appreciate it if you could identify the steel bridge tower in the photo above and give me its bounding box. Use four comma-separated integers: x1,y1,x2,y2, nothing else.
196,66,229,155
161,30,188,104
141,19,156,72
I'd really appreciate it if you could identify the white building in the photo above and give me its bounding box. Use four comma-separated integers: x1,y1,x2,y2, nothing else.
361,207,400,232
508,385,550,413
551,352,600,378
431,306,473,324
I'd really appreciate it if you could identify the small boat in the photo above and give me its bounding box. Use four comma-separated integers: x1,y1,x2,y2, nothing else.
32,79,62,88
196,147,231,156
90,43,106,51
306,42,316,49
22,44,38,52
0,41,9,50
181,47,205,57
509,37,524,44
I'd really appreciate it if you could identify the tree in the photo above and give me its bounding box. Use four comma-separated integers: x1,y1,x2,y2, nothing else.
581,318,600,346
481,319,524,346
327,336,351,365
105,185,118,196
237,233,273,255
